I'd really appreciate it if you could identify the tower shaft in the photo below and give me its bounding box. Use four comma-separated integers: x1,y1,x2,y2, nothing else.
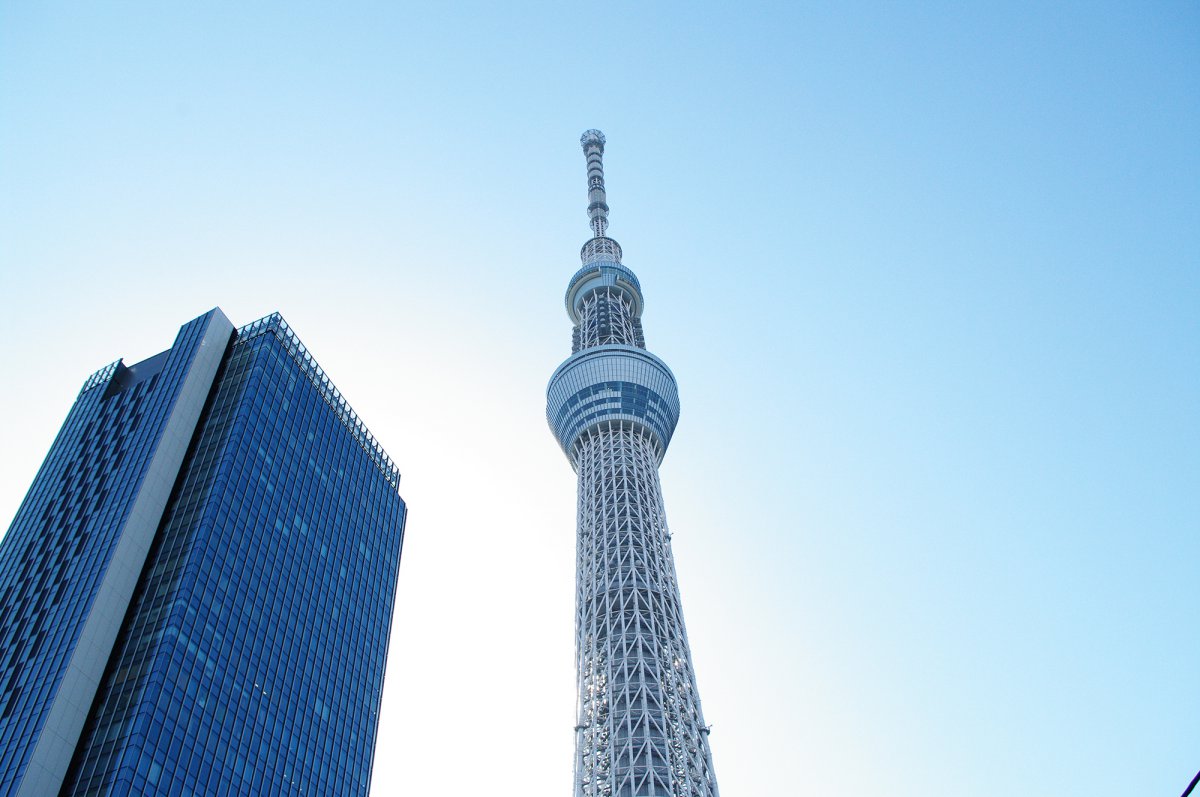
548,131,719,797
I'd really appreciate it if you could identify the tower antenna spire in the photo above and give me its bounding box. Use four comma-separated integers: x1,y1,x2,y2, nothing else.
578,130,623,265
581,129,609,239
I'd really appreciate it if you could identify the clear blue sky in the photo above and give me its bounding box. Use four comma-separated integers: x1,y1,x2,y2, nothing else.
1,2,1196,794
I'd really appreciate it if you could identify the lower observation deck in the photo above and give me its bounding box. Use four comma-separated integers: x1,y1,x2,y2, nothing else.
546,344,680,466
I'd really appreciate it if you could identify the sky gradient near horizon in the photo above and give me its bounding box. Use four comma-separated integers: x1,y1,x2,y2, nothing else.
1,2,1197,795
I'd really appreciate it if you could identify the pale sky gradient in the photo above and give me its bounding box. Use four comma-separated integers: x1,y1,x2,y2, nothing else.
1,2,1197,795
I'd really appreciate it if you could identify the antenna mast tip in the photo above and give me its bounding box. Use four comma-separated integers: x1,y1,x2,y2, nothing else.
581,129,606,151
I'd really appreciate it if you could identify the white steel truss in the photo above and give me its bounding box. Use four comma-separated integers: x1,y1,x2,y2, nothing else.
573,288,646,352
572,424,718,797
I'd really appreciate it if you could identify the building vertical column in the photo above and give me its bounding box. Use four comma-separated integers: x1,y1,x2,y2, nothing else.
13,310,233,797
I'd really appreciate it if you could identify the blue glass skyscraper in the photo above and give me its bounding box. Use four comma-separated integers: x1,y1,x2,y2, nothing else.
0,309,406,796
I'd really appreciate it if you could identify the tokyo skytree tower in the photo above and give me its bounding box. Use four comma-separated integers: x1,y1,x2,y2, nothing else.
547,131,720,797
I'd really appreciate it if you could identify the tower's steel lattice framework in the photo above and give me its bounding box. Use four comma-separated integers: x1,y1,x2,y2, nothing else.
547,131,719,797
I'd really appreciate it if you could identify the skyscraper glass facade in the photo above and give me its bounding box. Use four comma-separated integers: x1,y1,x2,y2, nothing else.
0,309,406,797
